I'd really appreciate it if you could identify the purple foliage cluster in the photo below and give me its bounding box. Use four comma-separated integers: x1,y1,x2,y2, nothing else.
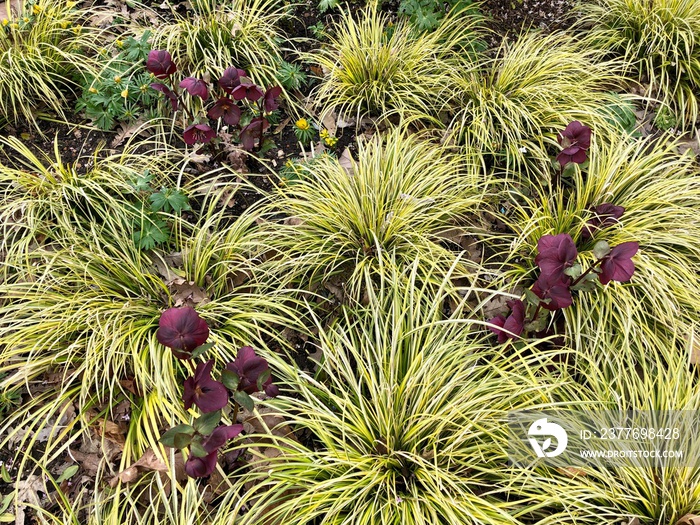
488,123,640,344
146,50,281,150
156,307,279,477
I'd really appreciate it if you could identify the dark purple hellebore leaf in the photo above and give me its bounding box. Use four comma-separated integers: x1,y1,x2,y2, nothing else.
534,233,578,282
218,67,247,94
179,77,209,100
239,118,269,151
183,123,216,145
531,274,573,311
183,360,229,413
150,83,179,112
599,241,639,285
185,450,218,478
226,346,278,395
157,307,209,359
207,98,241,126
146,50,177,79
263,86,282,112
582,203,625,239
557,121,592,166
231,81,264,102
488,299,526,344
202,424,244,453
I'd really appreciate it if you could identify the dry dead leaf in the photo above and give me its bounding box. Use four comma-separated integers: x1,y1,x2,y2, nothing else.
111,119,146,148
677,515,700,525
109,448,169,487
555,466,587,478
14,475,44,525
167,277,210,307
322,111,337,136
338,148,354,176
686,332,700,365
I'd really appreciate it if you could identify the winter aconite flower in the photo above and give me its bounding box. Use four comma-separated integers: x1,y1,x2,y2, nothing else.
183,360,229,413
557,121,591,166
207,98,241,126
582,203,625,240
295,118,310,130
183,123,216,145
146,50,177,79
534,233,578,282
180,77,209,100
531,274,573,311
488,300,526,344
599,242,639,285
156,306,209,359
226,346,279,397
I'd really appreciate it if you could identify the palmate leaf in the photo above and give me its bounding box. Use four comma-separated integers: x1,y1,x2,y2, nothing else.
149,188,191,213
132,217,169,250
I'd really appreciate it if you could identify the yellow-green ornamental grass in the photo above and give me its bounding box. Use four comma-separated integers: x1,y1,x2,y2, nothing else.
148,0,287,86
308,4,483,123
3,2,700,524
580,0,700,129
0,0,102,129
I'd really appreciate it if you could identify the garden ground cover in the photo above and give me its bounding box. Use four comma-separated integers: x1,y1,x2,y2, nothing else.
1,0,700,524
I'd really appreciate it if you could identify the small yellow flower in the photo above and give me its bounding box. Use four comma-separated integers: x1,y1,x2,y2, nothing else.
121,88,129,99
72,25,81,34
324,136,338,147
139,84,148,93
22,17,29,23
115,39,124,48
32,4,42,15
88,87,98,94
319,128,329,139
1,19,8,26
295,118,310,130
114,75,122,84
10,23,18,29
60,21,70,28
66,1,76,7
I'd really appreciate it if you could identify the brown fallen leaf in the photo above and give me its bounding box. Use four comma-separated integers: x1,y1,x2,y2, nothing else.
338,148,354,176
686,332,700,365
167,277,210,307
109,448,169,487
555,466,587,478
111,119,145,148
14,475,44,525
677,514,700,525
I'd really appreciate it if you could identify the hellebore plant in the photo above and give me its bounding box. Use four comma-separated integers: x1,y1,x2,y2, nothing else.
553,121,592,187
146,50,282,151
488,214,640,343
155,307,279,477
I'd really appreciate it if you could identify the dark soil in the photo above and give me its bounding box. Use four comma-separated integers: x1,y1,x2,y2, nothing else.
481,0,577,35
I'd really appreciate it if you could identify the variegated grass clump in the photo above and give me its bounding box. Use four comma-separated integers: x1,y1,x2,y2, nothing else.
521,330,700,525
493,132,700,360
0,135,182,277
213,260,564,525
0,172,303,523
444,31,628,177
257,128,487,297
0,0,102,129
147,0,287,87
307,4,484,124
579,0,700,129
